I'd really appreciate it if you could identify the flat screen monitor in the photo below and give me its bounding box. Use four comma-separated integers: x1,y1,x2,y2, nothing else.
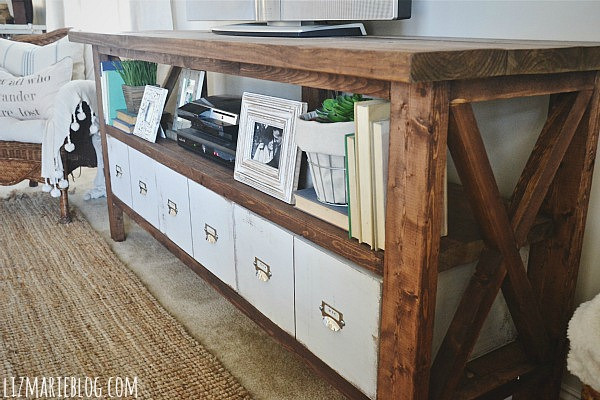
186,0,412,37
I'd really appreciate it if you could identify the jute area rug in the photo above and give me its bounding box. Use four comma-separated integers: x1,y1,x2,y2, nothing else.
0,193,252,399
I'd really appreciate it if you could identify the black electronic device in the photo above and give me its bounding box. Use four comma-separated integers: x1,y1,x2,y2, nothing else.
175,95,242,167
176,95,241,142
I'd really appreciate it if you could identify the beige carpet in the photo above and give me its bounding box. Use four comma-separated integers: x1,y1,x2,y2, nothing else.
0,169,344,400
0,192,252,399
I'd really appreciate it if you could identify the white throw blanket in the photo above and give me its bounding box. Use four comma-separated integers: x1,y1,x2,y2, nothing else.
41,80,99,197
567,292,600,392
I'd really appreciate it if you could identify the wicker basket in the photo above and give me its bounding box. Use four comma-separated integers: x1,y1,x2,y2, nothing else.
295,112,354,205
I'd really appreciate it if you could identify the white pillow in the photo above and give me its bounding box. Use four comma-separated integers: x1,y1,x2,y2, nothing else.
0,36,85,80
0,57,73,120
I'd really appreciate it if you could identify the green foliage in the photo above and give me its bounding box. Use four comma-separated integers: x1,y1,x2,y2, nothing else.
315,93,364,123
114,60,157,87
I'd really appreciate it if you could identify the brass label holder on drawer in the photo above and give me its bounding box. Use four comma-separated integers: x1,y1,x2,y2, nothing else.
253,257,272,282
167,199,178,216
320,301,345,332
115,165,123,177
139,180,148,196
204,223,218,244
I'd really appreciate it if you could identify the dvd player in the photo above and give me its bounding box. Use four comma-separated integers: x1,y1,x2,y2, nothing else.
177,128,236,168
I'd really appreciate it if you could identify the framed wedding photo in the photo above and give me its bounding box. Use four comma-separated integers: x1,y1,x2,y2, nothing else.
234,92,307,203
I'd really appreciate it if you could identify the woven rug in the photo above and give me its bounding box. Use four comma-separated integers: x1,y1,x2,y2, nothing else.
0,193,252,399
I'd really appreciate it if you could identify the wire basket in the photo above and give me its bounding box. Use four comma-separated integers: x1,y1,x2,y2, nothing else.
306,152,347,205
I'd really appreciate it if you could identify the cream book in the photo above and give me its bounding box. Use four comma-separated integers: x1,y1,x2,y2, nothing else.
294,188,348,230
354,99,390,249
372,120,390,250
345,133,361,241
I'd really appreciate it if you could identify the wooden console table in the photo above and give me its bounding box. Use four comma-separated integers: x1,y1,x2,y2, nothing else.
70,30,600,400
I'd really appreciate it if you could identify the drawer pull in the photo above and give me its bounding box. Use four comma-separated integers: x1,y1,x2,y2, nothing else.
204,223,218,244
139,180,148,196
253,257,271,282
167,199,178,216
319,301,345,332
115,165,123,178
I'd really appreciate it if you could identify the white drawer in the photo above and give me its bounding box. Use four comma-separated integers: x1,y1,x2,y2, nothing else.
294,237,382,400
128,147,159,229
106,135,132,208
156,164,193,256
189,181,236,290
234,205,295,335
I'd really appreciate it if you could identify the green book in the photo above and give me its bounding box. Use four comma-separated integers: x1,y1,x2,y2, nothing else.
100,61,126,125
345,133,361,241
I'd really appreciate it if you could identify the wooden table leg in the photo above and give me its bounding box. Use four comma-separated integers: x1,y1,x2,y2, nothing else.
515,73,600,400
93,46,125,242
377,81,448,400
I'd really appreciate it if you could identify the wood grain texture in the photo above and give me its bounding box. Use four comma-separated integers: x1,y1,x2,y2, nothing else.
450,71,596,103
509,90,593,245
431,102,551,400
93,47,125,242
515,74,600,400
377,81,448,400
69,31,600,83
94,45,391,99
456,342,541,400
112,196,370,400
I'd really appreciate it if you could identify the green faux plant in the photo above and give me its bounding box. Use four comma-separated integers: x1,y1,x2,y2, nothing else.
114,60,157,87
315,93,364,123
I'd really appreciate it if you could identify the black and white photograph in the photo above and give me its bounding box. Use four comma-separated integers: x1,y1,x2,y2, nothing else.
251,122,283,169
234,92,307,204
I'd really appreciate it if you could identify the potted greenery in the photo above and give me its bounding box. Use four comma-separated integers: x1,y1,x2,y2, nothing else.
114,60,158,113
295,94,364,205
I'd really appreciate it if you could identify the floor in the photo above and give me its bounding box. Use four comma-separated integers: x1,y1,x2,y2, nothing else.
1,168,345,400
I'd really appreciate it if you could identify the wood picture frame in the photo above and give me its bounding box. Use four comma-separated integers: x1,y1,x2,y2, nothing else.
234,92,307,204
173,69,206,131
133,85,168,143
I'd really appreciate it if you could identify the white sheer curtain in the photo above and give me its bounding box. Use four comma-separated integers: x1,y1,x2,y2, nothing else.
46,0,174,32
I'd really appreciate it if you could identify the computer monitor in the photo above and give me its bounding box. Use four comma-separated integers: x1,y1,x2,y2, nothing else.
186,0,412,37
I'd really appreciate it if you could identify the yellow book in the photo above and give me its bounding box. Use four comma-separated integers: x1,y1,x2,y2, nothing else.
354,99,390,249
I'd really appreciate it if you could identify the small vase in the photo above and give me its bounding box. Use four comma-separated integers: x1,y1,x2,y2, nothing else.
121,84,146,114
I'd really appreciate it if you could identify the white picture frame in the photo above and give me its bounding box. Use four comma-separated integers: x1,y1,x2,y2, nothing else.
173,69,206,131
133,85,168,143
234,92,307,204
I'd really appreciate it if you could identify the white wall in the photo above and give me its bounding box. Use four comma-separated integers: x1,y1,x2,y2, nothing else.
174,0,600,394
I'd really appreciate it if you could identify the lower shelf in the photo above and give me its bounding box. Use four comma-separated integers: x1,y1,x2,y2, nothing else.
112,195,371,400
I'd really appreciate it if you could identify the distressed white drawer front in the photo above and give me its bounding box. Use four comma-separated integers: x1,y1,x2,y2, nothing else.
106,135,132,208
156,165,193,256
234,205,295,335
128,147,159,229
294,237,382,400
189,181,236,290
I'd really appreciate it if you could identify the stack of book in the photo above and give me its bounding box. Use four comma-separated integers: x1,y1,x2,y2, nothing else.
345,100,447,251
111,109,137,134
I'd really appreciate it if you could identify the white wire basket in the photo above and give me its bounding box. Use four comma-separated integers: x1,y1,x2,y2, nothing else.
305,152,347,205
295,111,353,205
